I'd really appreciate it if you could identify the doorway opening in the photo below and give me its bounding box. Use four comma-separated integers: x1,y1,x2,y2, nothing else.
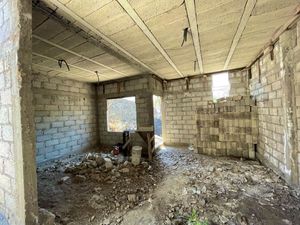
153,95,163,147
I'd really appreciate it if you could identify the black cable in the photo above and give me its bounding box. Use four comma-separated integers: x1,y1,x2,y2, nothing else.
95,71,100,86
58,59,70,71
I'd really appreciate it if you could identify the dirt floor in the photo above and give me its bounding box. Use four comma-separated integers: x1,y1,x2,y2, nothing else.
37,146,300,225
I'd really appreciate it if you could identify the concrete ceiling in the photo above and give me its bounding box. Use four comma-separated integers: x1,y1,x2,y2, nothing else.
32,0,300,82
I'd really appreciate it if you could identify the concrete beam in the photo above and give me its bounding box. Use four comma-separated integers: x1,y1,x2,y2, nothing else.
117,0,184,78
185,0,204,74
224,0,257,70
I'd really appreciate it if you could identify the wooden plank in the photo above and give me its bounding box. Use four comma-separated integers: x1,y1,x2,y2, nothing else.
223,0,257,69
136,126,154,132
185,0,204,74
147,133,153,161
46,0,162,78
150,135,155,143
117,0,184,78
122,138,131,150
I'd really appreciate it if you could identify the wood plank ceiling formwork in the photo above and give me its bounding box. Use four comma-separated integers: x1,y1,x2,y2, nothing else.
32,0,300,82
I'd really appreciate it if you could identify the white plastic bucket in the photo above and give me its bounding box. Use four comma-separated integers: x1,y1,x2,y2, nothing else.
131,146,142,166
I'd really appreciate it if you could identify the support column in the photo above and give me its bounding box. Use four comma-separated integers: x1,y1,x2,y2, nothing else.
279,28,299,187
0,0,38,224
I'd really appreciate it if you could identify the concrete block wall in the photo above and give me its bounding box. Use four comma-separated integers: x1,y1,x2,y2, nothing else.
33,73,99,163
250,22,300,187
163,71,249,145
97,75,162,147
249,43,283,172
196,96,258,159
0,0,38,224
0,15,20,224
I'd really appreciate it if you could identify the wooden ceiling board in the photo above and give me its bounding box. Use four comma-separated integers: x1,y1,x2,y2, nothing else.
89,53,129,68
129,0,184,23
81,0,184,77
144,57,176,71
83,1,134,36
195,0,236,14
197,0,245,30
32,8,49,30
33,19,66,41
252,0,299,16
228,4,298,68
200,24,238,48
109,25,152,48
32,40,68,58
55,34,87,51
107,25,172,70
43,1,78,24
35,0,299,81
64,0,113,18
243,7,297,34
70,42,106,58
145,6,188,48
32,9,137,77
132,3,192,75
197,0,245,72
49,29,75,44
69,60,113,74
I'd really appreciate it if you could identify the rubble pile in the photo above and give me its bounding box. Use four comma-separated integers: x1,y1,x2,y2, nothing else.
156,149,300,225
37,151,161,225
37,148,300,225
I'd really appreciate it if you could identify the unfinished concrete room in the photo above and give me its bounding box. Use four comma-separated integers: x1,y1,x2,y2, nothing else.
1,0,300,224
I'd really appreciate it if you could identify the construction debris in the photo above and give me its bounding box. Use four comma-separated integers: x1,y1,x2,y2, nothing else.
37,147,300,225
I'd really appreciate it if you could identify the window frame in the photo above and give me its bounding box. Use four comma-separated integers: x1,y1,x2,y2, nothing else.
212,72,230,101
106,96,137,133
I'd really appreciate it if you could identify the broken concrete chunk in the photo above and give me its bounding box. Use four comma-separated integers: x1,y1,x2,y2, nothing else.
64,166,76,174
73,175,86,183
119,168,130,173
58,176,70,184
94,187,102,193
141,161,149,168
96,155,105,166
123,160,130,167
87,160,97,168
39,208,55,225
104,158,113,169
102,218,110,225
89,194,105,209
127,194,136,202
201,185,207,194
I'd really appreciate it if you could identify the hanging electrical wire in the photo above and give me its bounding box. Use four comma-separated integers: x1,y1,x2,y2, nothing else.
194,60,197,72
58,59,70,71
181,27,189,47
95,71,100,86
